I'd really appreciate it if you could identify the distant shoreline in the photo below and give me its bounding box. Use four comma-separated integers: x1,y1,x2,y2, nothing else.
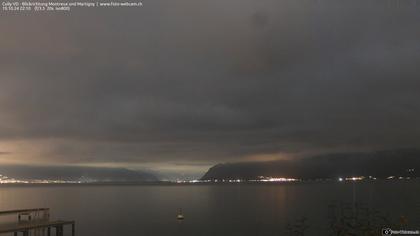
0,178,418,187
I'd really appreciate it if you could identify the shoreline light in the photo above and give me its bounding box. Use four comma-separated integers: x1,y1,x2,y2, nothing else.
345,176,364,181
259,177,298,182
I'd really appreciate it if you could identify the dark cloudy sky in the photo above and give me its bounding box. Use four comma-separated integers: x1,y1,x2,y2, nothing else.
1,0,419,178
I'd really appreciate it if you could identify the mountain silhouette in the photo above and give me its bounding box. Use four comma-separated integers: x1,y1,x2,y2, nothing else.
202,149,420,180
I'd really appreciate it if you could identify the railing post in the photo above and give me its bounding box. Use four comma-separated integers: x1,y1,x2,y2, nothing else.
55,225,63,236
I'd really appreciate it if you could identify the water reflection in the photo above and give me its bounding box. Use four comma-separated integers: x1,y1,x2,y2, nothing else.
0,181,417,236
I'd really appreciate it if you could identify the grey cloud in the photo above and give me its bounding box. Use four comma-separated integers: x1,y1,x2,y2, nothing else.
0,0,419,169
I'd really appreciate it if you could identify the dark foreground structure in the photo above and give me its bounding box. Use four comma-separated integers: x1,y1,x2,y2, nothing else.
0,208,74,236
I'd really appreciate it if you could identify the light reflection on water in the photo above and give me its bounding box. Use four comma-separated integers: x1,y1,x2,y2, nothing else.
0,181,418,236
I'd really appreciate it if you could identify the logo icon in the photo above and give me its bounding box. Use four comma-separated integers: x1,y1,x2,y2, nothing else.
382,228,392,235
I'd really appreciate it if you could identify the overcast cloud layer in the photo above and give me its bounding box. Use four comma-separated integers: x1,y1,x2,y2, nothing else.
1,0,420,177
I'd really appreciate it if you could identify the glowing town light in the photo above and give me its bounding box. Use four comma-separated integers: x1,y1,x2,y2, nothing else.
345,176,364,181
260,177,298,182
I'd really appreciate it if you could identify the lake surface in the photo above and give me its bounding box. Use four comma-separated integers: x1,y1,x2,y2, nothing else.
0,181,419,236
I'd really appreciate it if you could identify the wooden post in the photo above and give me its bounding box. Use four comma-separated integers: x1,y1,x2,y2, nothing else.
47,227,51,236
55,226,63,236
13,232,17,236
72,223,75,236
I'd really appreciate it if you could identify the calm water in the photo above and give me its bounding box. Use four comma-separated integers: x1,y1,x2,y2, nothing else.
0,181,419,236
